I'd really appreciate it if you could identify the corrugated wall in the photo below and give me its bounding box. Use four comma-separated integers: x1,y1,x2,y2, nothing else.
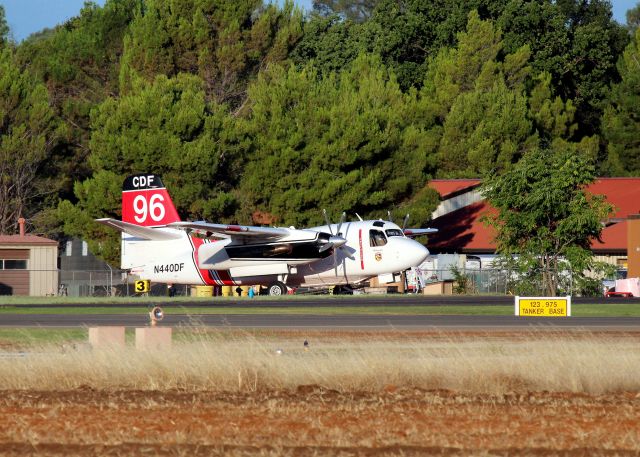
0,271,29,295
0,249,30,295
30,246,58,296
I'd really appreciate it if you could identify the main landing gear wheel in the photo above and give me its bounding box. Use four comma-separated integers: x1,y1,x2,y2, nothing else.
267,281,287,296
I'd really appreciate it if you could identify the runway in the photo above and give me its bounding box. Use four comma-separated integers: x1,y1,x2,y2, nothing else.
6,294,639,308
2,313,640,330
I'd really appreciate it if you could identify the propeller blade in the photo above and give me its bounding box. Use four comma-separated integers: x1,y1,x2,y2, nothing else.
322,209,334,235
340,247,355,260
336,212,346,236
402,214,410,230
319,242,334,253
319,236,346,253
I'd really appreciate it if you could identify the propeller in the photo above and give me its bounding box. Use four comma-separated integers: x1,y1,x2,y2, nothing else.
322,209,355,266
318,235,346,253
401,214,410,230
387,211,410,230
387,211,437,237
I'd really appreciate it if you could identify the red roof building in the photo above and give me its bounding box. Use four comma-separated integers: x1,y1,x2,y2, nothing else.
427,177,640,257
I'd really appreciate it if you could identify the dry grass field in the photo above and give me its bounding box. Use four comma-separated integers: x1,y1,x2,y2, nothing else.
0,329,639,456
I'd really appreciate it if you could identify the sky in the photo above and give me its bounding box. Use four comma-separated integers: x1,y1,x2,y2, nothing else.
0,0,636,43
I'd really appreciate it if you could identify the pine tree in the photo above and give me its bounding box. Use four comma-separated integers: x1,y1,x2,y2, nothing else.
239,55,438,227
58,73,242,263
0,49,58,234
602,29,640,175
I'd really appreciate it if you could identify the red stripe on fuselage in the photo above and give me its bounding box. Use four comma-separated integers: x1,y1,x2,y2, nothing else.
358,229,364,270
214,268,235,286
190,236,236,285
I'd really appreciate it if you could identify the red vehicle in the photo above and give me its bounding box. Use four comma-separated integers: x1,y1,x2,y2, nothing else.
605,290,634,298
604,277,637,297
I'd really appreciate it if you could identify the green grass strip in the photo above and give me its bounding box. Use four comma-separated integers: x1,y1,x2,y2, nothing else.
0,303,638,316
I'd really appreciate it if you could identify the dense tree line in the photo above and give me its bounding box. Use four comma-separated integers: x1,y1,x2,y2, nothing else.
0,0,638,266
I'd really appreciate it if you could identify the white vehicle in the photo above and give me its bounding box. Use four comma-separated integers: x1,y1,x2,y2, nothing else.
97,174,435,295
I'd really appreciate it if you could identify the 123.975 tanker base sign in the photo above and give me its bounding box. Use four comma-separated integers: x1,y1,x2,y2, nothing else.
515,296,571,317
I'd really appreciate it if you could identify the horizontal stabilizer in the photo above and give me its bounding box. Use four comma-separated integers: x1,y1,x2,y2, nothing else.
403,228,438,237
96,218,182,241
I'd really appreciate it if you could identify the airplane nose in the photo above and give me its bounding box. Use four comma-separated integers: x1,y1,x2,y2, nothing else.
397,238,429,267
410,241,429,266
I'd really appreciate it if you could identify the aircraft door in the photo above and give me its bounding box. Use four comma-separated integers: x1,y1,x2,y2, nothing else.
366,229,388,272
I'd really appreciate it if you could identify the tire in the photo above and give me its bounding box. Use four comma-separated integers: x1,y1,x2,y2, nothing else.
267,281,287,296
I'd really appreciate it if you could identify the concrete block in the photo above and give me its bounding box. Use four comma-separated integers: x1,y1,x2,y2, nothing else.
364,287,388,294
423,282,445,295
422,281,454,295
88,326,125,348
135,327,172,350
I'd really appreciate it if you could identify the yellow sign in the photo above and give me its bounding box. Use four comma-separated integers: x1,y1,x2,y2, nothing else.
515,296,571,317
134,280,150,294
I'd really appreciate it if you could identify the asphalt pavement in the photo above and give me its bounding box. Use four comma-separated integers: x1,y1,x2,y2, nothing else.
5,294,639,308
1,295,639,329
1,312,640,330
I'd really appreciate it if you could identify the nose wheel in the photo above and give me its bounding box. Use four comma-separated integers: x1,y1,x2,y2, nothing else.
267,281,287,296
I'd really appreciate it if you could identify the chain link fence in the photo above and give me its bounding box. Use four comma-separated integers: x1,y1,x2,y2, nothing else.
408,267,611,296
410,268,512,295
15,267,609,297
54,270,189,297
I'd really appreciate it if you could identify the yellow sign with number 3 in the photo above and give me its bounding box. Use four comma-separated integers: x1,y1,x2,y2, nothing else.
134,280,150,293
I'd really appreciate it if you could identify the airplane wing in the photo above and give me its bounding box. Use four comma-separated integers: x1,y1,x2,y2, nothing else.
96,218,183,241
168,221,290,241
403,228,438,237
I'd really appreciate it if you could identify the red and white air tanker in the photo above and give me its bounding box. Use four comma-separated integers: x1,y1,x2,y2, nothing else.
97,174,435,295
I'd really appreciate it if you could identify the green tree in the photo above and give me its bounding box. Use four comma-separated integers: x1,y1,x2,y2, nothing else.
119,0,304,107
15,0,140,202
481,148,613,296
0,49,58,234
366,0,510,90
293,0,513,91
628,3,640,34
289,14,364,77
312,0,379,22
602,29,640,175
422,11,536,176
0,5,9,47
58,73,243,263
239,55,439,227
498,0,629,138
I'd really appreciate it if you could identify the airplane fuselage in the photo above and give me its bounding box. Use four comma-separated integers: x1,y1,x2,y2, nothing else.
124,220,428,288
101,173,431,293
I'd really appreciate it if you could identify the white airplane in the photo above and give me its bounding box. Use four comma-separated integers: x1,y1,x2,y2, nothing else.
97,174,436,295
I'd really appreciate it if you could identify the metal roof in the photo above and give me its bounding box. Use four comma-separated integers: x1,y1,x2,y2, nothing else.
428,178,640,254
0,234,58,246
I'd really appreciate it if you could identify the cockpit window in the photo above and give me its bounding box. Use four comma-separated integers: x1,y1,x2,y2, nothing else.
369,229,387,247
385,229,403,237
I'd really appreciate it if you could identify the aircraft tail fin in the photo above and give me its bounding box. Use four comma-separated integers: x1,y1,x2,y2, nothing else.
122,174,181,226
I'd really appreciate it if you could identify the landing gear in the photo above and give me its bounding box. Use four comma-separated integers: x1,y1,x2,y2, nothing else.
267,281,287,296
331,285,354,295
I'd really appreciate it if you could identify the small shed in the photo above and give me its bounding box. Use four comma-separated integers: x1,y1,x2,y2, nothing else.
0,221,58,296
